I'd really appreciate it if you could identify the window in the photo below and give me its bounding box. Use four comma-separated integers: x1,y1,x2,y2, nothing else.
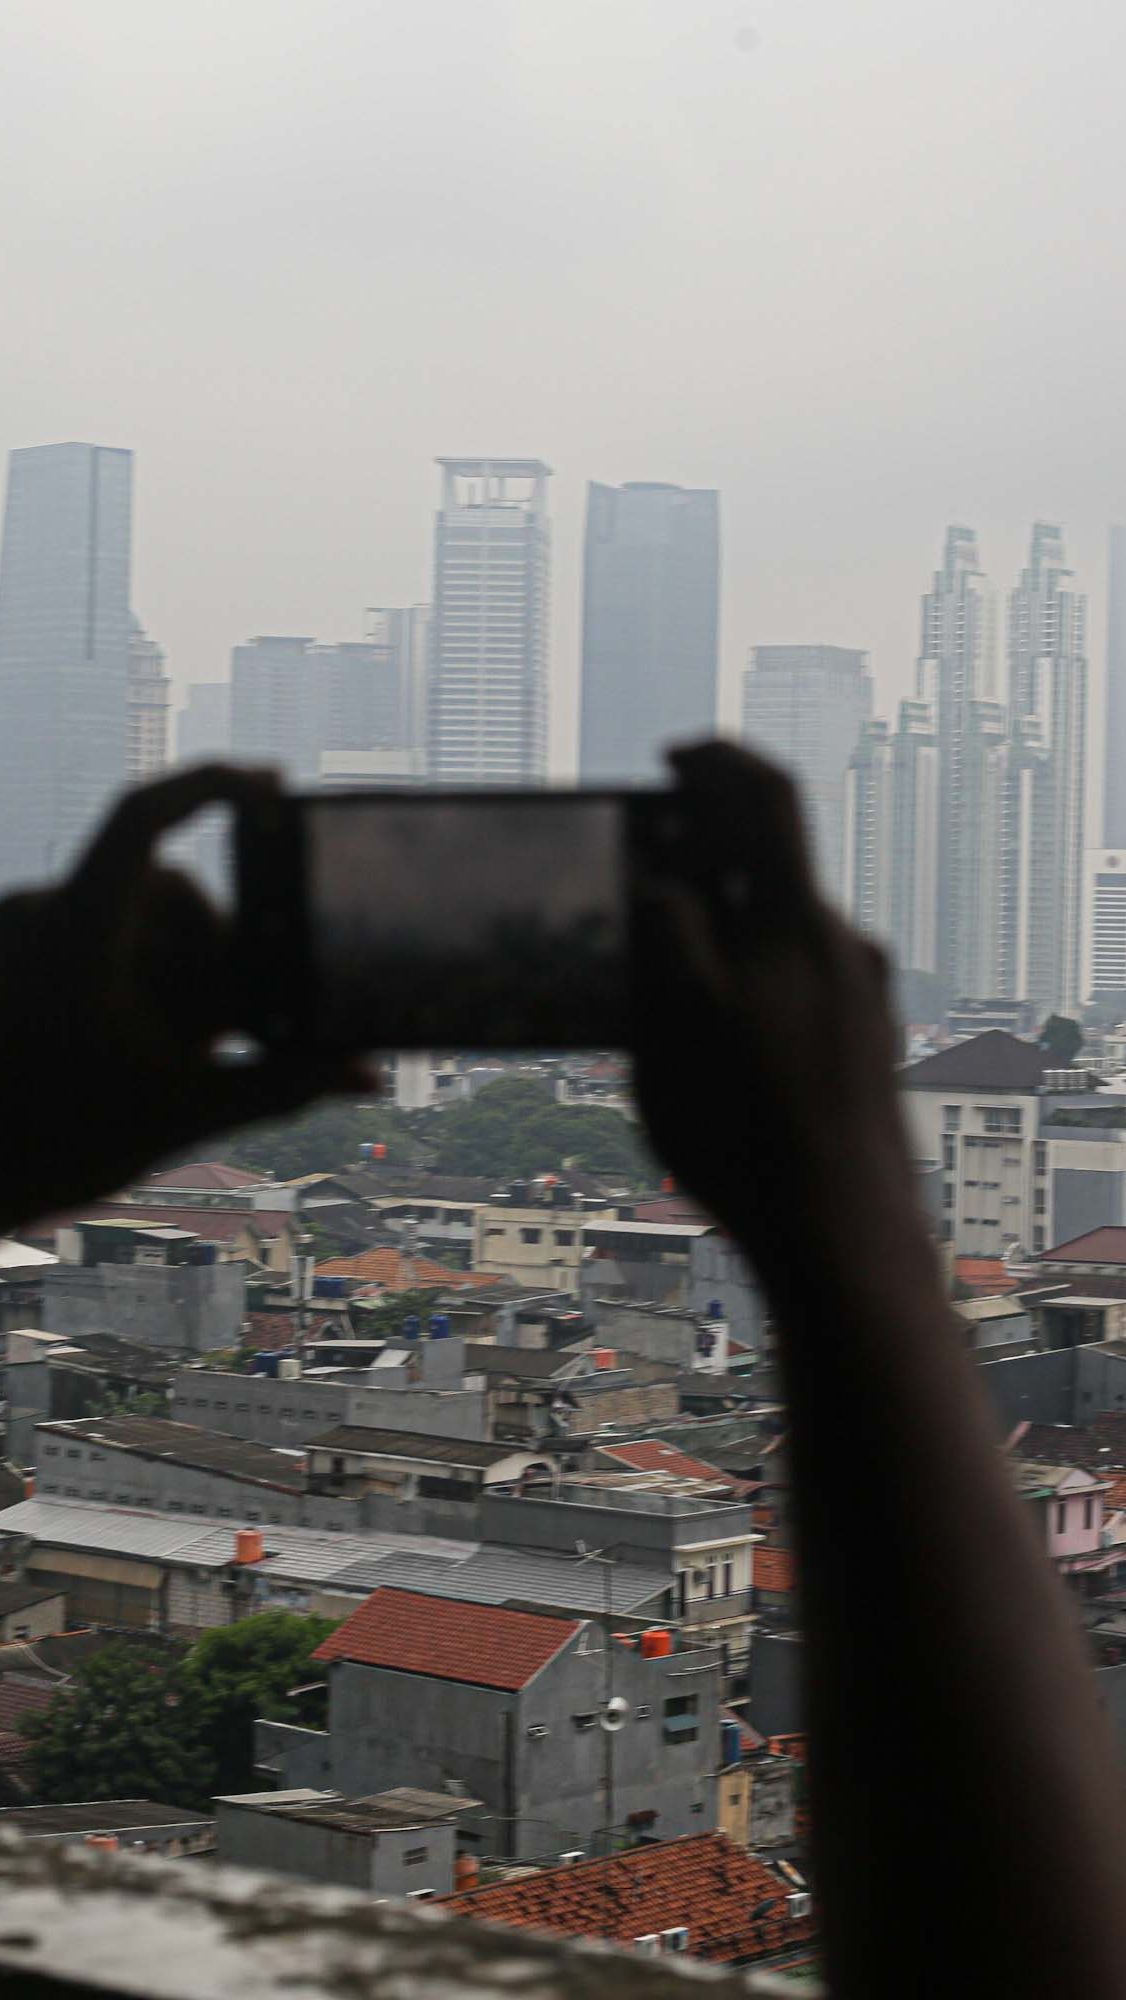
553,1230,575,1246
1034,1189,1046,1215
943,1184,954,1209
1034,1227,1045,1251
519,1227,542,1245
1056,1502,1067,1533
1084,1498,1095,1530
404,1846,429,1865
942,1136,957,1172
943,1105,962,1131
1035,1142,1048,1177
982,1107,1022,1135
663,1694,699,1743
722,1557,734,1598
676,1572,688,1617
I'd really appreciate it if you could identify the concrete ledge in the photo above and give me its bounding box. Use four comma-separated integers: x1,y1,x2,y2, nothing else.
0,1830,822,2000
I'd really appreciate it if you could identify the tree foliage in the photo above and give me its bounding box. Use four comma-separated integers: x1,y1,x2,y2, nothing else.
416,1078,650,1181
208,1098,425,1182
1039,1014,1084,1066
181,1610,339,1797
22,1644,209,1807
22,1613,339,1808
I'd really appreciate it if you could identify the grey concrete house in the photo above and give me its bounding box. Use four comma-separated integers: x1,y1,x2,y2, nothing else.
258,1585,721,1861
214,1787,477,1897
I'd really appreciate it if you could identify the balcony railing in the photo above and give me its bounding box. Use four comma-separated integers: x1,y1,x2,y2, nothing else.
0,1831,825,2000
680,1588,755,1626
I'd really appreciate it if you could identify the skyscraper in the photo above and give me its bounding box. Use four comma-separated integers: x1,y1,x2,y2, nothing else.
428,459,551,785
889,697,940,975
127,618,171,781
231,632,427,785
1106,526,1126,847
844,718,894,936
579,481,719,783
742,645,873,899
916,527,996,999
0,442,132,887
1004,523,1087,1016
364,605,431,762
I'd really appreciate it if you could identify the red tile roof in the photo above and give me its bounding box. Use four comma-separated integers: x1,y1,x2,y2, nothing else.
596,1441,741,1486
954,1257,1021,1296
0,1675,57,1735
316,1247,497,1290
1040,1227,1126,1265
441,1833,815,1964
313,1587,580,1691
244,1311,334,1353
1012,1415,1126,1474
142,1162,264,1191
754,1548,796,1594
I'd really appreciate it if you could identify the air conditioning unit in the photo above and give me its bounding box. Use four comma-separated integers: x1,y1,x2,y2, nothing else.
635,1704,653,1721
526,1723,550,1740
786,1892,812,1920
633,1934,662,1955
559,1850,584,1866
408,1889,435,1901
661,1928,690,1953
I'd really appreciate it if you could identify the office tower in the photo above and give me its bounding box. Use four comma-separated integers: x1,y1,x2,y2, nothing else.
742,645,873,898
915,526,997,998
428,459,551,785
0,442,132,887
889,697,940,975
959,699,1009,997
579,481,720,783
364,605,431,761
844,719,894,936
1084,848,1126,1002
1106,527,1126,846
1005,523,1087,1016
231,634,425,785
176,681,231,765
127,618,170,780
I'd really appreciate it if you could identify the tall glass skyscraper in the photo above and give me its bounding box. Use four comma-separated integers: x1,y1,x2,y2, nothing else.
0,443,132,888
428,459,551,785
580,482,719,784
743,644,872,899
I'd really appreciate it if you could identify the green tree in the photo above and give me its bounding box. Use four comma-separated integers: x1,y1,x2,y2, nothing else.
181,1610,340,1796
23,1644,208,1807
207,1098,425,1181
1039,1014,1084,1066
416,1077,651,1181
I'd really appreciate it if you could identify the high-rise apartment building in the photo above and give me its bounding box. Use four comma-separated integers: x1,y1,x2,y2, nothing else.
428,459,551,785
1004,523,1087,1016
844,719,894,936
230,635,418,785
1106,527,1126,848
579,481,719,783
1084,849,1126,1002
742,645,873,899
0,442,132,887
889,697,940,975
127,618,171,780
916,527,996,999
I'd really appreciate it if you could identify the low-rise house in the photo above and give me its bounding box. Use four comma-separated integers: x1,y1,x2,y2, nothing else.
171,1358,491,1451
260,1586,721,1861
0,1581,66,1643
0,1801,213,1855
215,1786,478,1896
440,1831,816,1968
37,1219,244,1354
32,1415,340,1529
305,1428,552,1504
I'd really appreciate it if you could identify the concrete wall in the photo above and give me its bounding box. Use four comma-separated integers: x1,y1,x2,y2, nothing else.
299,1634,719,1862
482,1490,753,1567
688,1234,765,1351
0,1591,65,1641
214,1799,457,1896
978,1343,1126,1431
1053,1166,1126,1243
747,1631,804,1737
33,1430,363,1531
43,1263,243,1355
171,1370,489,1448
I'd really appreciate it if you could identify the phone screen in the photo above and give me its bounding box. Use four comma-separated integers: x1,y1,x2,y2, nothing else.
302,793,629,1048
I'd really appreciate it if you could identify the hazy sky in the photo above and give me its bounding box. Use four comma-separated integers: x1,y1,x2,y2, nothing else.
2,0,1125,780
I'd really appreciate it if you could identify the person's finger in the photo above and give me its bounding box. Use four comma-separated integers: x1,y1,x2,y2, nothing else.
188,1051,378,1138
68,764,281,917
134,869,233,1037
667,739,820,913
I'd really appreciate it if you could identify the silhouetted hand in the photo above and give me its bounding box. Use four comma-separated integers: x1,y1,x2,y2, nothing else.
0,765,371,1234
632,741,913,1304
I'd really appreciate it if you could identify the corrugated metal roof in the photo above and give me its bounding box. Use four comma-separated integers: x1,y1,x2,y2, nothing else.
329,1544,667,1614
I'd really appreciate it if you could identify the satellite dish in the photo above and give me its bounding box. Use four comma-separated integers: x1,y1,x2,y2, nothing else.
600,1696,631,1732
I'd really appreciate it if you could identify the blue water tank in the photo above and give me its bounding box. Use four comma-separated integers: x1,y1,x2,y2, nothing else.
252,1352,280,1378
721,1718,742,1767
429,1314,451,1340
708,1299,724,1320
313,1275,347,1299
400,1315,421,1342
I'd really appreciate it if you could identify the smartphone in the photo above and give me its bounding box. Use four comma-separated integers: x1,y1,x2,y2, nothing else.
235,788,671,1051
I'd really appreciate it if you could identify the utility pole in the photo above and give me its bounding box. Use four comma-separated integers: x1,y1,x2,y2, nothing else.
577,1542,618,1853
